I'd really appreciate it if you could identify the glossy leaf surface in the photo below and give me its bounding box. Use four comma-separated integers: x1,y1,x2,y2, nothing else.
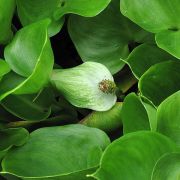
139,61,180,106
68,0,151,74
157,91,180,146
1,125,110,179
0,20,54,100
92,131,177,180
120,0,180,58
17,0,111,36
0,0,15,44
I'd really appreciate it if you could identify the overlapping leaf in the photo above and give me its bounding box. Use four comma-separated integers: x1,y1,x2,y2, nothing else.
157,91,180,146
1,88,53,121
0,60,10,80
152,152,180,180
1,125,110,179
0,19,54,101
68,0,152,74
121,93,156,134
16,0,111,36
120,0,180,58
125,44,176,79
0,0,15,44
92,131,177,180
139,61,180,106
0,128,29,160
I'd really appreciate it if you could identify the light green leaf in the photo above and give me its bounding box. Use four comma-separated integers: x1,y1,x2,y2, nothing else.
0,0,15,44
5,19,52,77
0,60,10,79
0,20,54,101
156,29,180,59
152,152,180,180
120,0,180,58
139,61,180,106
121,93,156,134
16,0,111,36
68,0,152,74
1,125,110,179
157,91,180,146
120,0,179,33
125,44,176,79
81,102,122,132
51,62,117,111
92,131,177,180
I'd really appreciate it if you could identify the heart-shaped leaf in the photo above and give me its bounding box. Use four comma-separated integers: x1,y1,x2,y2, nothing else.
139,61,180,106
121,93,156,134
68,0,152,74
51,62,117,111
0,20,54,101
120,0,180,58
1,125,110,179
157,91,180,146
16,0,111,36
91,131,177,180
125,44,176,79
0,0,15,44
152,152,180,180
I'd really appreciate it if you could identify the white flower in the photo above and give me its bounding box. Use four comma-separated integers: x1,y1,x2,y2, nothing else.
51,62,117,111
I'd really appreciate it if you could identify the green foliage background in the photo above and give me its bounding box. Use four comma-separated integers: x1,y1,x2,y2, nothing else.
0,0,180,179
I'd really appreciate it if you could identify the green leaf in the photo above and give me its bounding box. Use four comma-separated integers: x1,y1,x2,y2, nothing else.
68,0,152,74
51,62,117,111
157,91,180,146
139,61,180,106
125,44,176,79
0,20,54,101
0,128,29,160
152,152,180,180
81,102,122,132
16,0,111,36
121,93,156,134
0,60,10,79
92,131,177,180
1,125,110,179
156,29,180,59
0,0,15,44
5,19,52,77
120,0,180,58
120,0,179,33
1,88,53,121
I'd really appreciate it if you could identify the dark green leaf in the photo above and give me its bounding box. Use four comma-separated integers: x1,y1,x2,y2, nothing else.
139,61,180,106
121,93,156,134
125,44,176,79
0,128,29,160
68,0,152,74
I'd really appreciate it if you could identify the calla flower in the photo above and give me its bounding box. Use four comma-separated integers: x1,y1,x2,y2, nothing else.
51,62,117,111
